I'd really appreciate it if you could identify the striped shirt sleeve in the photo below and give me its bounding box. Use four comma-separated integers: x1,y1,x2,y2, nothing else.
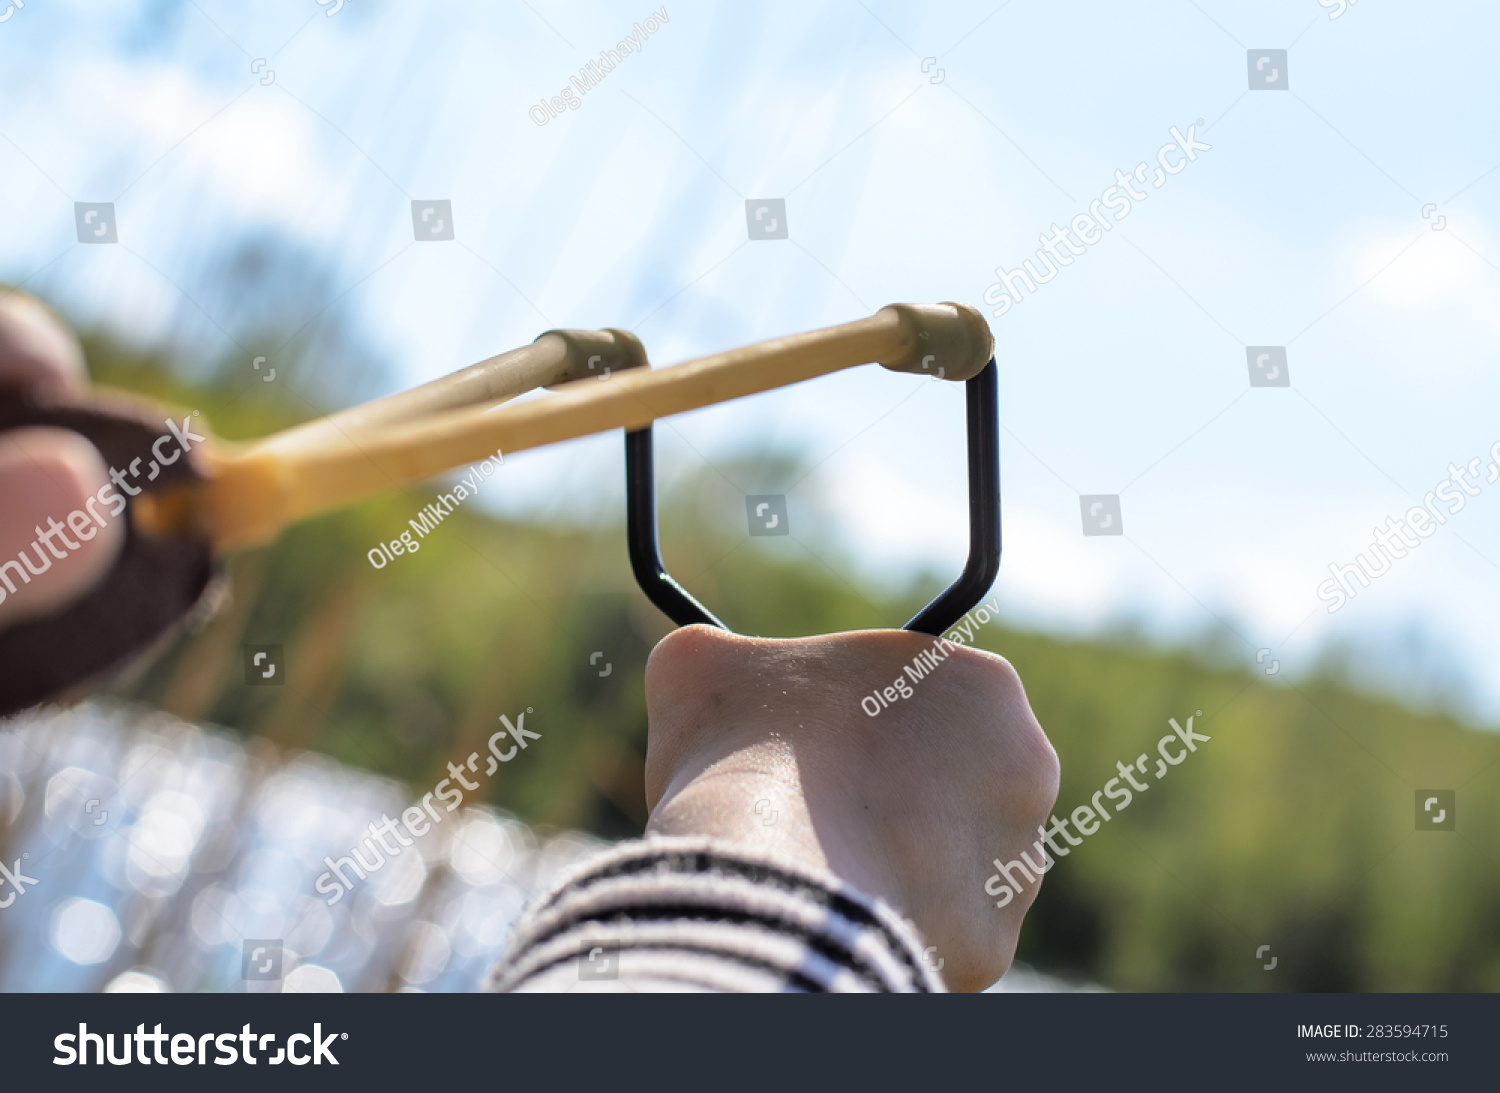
485,836,945,993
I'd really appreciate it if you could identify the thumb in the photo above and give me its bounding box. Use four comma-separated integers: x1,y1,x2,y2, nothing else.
0,427,125,628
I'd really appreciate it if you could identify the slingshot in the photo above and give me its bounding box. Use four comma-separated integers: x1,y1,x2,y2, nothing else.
0,303,1000,716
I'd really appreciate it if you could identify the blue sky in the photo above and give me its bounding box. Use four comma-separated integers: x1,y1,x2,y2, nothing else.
2,0,1498,720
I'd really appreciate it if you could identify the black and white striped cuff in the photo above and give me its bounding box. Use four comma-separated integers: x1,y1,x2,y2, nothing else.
485,836,945,993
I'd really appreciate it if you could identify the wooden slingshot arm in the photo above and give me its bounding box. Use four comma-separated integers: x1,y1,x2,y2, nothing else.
253,327,647,457
138,303,992,551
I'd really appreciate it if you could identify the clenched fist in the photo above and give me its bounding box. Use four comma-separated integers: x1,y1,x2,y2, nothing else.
642,624,1059,992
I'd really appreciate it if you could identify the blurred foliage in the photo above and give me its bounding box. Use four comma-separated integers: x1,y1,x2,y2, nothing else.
80,331,1500,992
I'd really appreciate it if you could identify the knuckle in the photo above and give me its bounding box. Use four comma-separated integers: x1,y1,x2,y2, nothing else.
644,624,736,692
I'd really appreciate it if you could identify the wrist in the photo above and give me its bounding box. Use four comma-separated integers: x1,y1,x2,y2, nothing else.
646,738,826,871
645,734,906,920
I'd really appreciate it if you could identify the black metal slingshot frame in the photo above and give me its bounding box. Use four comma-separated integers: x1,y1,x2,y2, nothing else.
625,358,1001,636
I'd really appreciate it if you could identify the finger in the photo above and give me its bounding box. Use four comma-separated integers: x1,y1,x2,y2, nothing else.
0,427,125,628
0,291,88,397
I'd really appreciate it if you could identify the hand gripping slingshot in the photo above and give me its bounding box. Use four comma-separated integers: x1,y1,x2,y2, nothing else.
0,302,1000,715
